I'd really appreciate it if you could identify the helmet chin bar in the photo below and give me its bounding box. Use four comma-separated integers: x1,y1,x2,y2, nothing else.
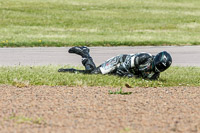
155,66,160,73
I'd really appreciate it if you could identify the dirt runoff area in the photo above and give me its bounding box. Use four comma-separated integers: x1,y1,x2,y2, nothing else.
0,85,200,133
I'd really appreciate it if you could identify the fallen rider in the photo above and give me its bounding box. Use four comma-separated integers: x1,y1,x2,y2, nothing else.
58,46,172,80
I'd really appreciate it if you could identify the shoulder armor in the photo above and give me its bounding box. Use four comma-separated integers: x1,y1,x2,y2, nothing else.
134,53,152,67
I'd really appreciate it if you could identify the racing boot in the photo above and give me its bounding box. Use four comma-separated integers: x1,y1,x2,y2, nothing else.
68,46,90,58
69,46,96,71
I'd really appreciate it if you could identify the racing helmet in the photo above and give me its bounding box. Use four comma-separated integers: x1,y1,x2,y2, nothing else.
153,51,172,72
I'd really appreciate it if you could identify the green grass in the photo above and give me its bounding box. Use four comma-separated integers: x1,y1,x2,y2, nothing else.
8,114,45,125
1,0,200,47
0,65,199,87
108,88,132,95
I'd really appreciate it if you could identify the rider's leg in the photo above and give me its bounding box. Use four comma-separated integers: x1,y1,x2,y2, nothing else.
68,46,96,71
58,68,90,74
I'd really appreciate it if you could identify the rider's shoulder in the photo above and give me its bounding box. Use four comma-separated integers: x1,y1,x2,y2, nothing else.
134,52,153,57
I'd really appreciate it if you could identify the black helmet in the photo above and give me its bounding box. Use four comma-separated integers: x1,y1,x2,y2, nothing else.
153,51,172,72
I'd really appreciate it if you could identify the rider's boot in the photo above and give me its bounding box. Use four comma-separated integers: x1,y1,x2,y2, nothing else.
68,46,96,71
68,46,90,58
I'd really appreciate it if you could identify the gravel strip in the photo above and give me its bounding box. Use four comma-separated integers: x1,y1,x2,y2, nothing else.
0,85,200,133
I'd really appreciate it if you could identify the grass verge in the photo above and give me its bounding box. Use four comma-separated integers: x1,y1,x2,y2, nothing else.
1,0,200,47
0,65,199,87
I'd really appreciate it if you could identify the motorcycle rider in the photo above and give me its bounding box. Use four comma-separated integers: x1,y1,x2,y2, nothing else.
58,46,172,80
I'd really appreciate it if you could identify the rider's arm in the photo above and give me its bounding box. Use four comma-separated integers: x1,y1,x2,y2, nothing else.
134,53,161,80
115,65,135,78
149,72,160,80
143,71,160,80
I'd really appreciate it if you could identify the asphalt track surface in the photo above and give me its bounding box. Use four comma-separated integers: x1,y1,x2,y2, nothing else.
0,46,199,67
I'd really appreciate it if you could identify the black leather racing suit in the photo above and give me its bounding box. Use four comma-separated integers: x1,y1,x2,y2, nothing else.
59,52,160,80
78,52,159,80
94,53,160,80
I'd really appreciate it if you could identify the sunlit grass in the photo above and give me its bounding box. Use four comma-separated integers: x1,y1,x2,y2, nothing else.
0,65,199,87
1,0,200,47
